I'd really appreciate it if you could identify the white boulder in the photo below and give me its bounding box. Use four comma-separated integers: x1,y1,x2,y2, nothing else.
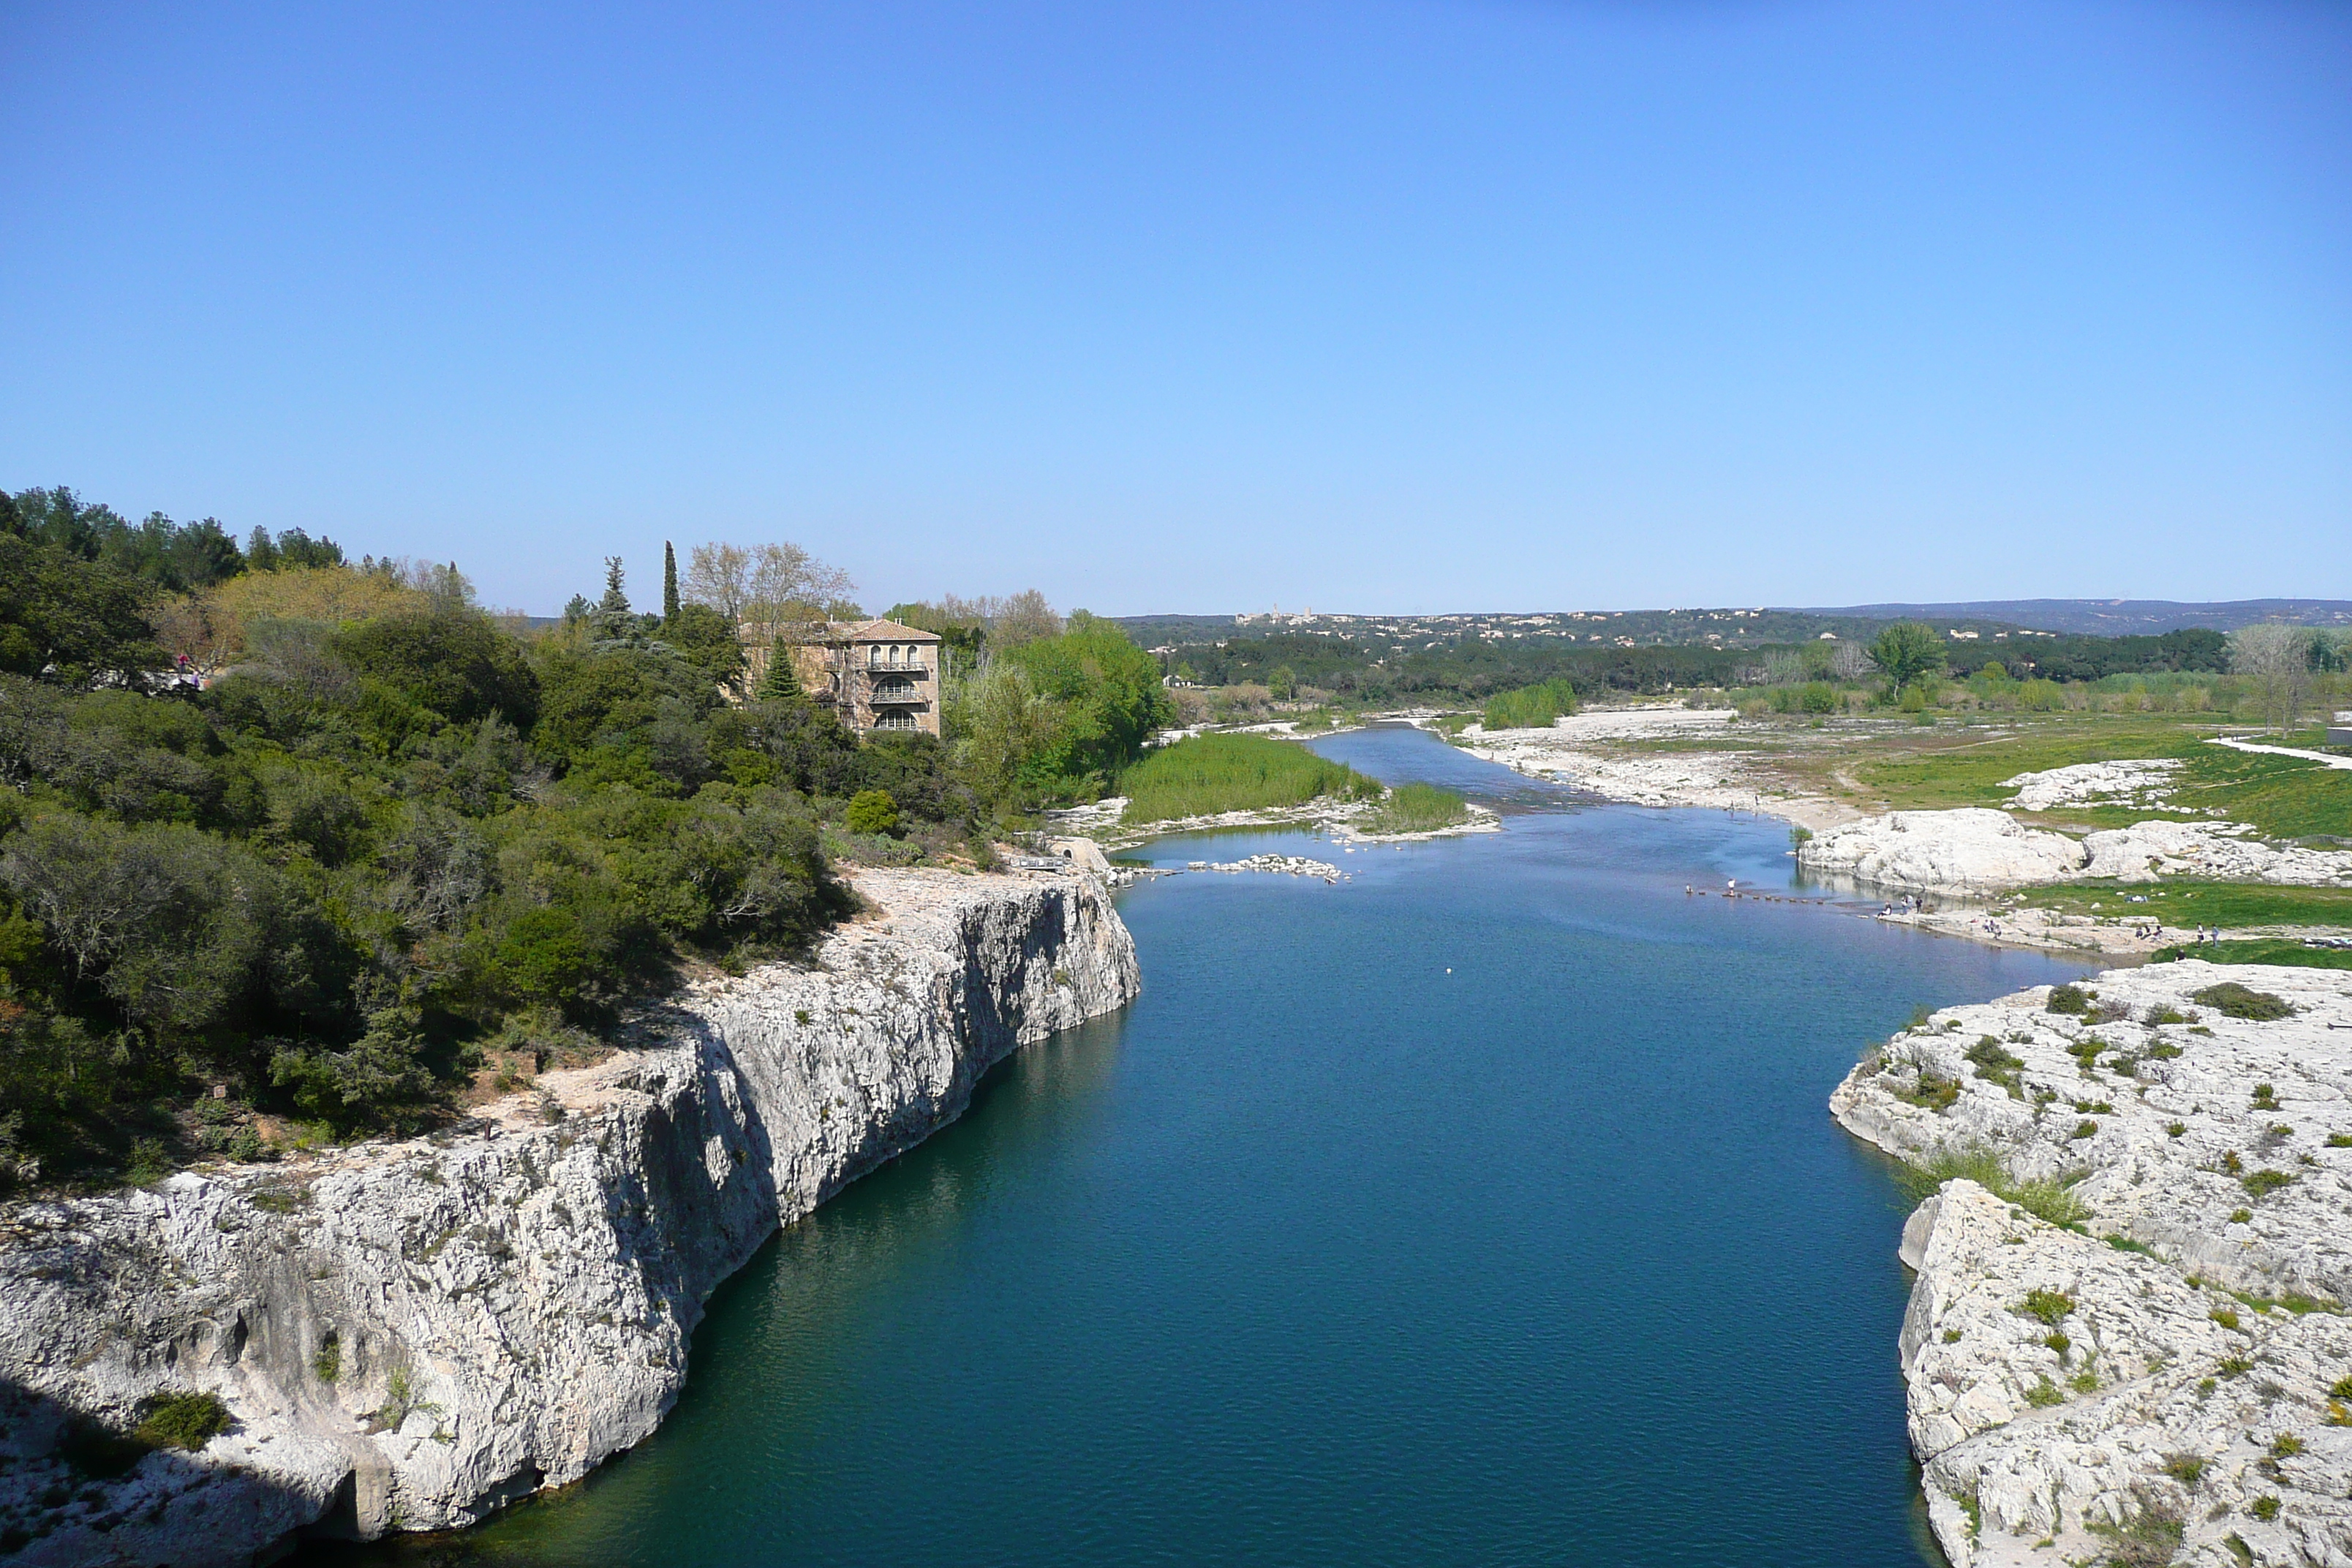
1799,808,2089,894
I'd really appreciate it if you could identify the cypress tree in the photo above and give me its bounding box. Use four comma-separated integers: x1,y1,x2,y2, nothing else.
662,540,679,624
755,636,802,701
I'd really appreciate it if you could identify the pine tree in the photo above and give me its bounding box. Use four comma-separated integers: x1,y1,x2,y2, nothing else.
662,541,679,624
755,636,802,701
598,557,629,614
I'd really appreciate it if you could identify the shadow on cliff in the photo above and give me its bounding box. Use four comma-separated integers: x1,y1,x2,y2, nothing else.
0,1373,369,1567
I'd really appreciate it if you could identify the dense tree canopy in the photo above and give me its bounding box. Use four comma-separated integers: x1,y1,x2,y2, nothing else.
0,512,1011,1191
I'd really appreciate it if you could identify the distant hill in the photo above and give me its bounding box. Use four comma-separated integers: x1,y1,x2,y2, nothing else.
1112,607,2032,652
1801,599,2352,636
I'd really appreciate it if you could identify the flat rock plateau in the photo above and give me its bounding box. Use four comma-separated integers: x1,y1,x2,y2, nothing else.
1832,961,2352,1567
0,867,1139,1568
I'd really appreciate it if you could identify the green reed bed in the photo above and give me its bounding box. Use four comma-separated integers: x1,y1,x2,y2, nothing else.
1358,782,1472,835
1120,733,1380,824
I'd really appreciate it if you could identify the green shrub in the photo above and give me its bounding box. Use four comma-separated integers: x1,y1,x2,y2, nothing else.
2024,1377,2065,1407
2046,983,2091,1016
2160,1452,2206,1485
2247,1496,2280,1523
843,788,901,837
133,1390,231,1452
2018,1289,2075,1326
313,1334,341,1384
2016,677,2065,712
1965,1037,2024,1096
2193,982,2293,1021
1481,677,1580,731
1895,1072,1962,1111
2241,1169,2296,1199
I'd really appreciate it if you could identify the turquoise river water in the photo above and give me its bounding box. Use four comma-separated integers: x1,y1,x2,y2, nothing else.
328,725,2093,1567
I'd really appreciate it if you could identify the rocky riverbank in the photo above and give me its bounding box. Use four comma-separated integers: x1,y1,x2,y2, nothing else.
1455,707,1864,825
1831,961,2352,1567
1801,809,2352,897
0,867,1141,1568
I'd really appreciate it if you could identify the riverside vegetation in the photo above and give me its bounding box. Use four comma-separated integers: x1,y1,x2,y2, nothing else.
1156,608,2352,746
1117,732,1380,824
0,489,1180,1191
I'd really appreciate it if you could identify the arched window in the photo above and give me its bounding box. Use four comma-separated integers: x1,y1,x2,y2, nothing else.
872,710,916,731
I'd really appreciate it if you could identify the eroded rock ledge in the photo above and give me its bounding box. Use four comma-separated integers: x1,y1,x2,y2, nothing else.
1832,961,2352,1567
0,867,1140,1568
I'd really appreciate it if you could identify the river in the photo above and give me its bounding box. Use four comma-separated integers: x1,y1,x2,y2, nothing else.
327,725,2092,1567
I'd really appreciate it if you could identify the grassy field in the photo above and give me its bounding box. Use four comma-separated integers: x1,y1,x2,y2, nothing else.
2013,881,2352,930
1693,711,2352,840
1357,782,1471,834
2151,939,2352,971
1120,733,1379,825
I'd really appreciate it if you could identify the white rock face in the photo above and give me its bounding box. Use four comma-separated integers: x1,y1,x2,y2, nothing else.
1799,808,2091,894
2083,820,2352,888
1832,962,2352,1567
2002,759,2184,813
0,867,1140,1568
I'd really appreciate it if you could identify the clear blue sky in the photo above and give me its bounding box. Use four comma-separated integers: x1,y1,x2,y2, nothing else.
3,1,2345,616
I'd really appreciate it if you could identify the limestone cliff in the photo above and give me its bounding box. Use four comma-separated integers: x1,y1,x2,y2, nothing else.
0,867,1139,1567
1833,962,2352,1567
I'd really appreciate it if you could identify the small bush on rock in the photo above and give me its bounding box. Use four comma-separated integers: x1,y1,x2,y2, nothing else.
2019,1289,2076,1325
2087,1500,2183,1568
2046,983,2091,1015
1896,1072,1963,1112
2241,1169,2296,1199
134,1390,230,1452
2193,983,2292,1021
1967,1037,2025,1096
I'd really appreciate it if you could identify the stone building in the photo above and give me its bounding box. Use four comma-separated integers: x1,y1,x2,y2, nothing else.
739,617,945,736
